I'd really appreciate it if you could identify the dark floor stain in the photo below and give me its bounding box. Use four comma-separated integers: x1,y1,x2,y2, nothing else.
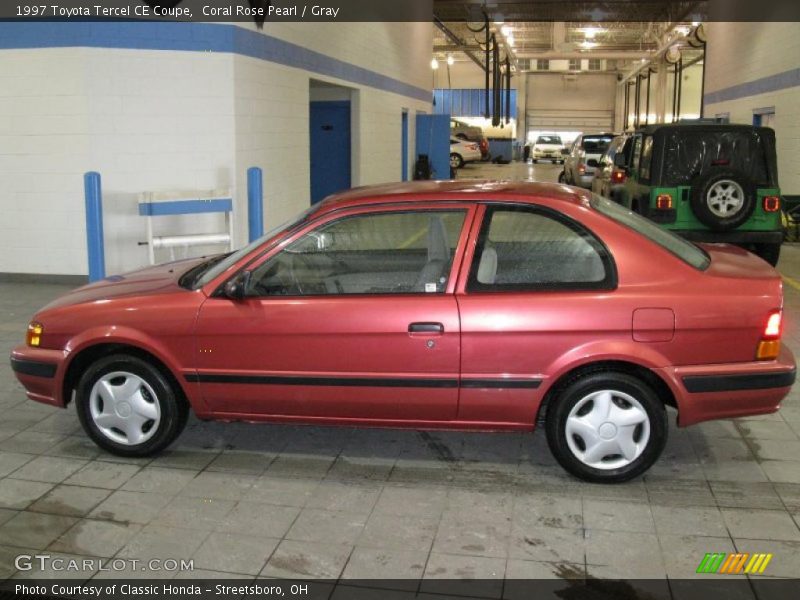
418,431,458,464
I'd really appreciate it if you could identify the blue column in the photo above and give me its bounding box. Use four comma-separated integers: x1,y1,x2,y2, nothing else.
84,172,105,282
247,167,264,242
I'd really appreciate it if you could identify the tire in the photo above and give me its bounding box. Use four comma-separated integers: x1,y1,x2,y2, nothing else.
545,371,668,483
532,159,538,164
690,169,756,231
75,354,189,457
450,153,464,169
754,242,781,267
558,171,566,184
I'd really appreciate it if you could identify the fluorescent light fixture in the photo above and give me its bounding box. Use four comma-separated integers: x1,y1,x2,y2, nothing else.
501,25,511,37
580,40,597,49
431,58,439,70
447,54,454,66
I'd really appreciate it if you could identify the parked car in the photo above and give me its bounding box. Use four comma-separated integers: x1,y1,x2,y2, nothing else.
450,137,481,168
613,123,783,265
451,119,490,160
12,181,795,483
531,134,566,163
564,133,616,188
591,134,630,200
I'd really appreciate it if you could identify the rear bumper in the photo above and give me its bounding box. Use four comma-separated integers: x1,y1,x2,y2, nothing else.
10,346,68,408
657,345,796,426
674,230,783,245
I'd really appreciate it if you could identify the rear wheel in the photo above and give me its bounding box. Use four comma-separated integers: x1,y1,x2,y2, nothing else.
450,153,464,169
76,354,188,457
545,371,668,483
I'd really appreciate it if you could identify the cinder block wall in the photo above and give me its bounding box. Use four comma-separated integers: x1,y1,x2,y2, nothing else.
0,21,432,276
704,22,800,198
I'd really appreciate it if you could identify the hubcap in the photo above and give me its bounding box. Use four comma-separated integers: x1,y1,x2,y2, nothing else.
565,389,650,470
89,371,161,446
450,155,460,168
706,180,744,218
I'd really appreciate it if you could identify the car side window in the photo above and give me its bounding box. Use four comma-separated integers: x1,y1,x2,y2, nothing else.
247,210,467,297
467,206,615,292
639,136,654,182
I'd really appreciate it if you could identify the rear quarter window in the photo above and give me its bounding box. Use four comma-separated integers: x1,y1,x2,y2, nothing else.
591,194,710,270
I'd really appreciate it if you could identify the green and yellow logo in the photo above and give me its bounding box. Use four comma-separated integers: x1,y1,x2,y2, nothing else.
696,553,773,575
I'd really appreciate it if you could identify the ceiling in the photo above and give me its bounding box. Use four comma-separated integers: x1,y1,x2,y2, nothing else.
432,1,706,73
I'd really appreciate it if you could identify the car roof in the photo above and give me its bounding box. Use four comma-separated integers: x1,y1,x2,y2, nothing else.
312,181,589,217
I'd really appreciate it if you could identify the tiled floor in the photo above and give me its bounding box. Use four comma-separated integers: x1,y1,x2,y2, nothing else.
2,163,800,597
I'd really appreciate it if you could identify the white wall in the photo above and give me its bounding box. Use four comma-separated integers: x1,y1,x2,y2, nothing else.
0,21,432,276
704,22,800,196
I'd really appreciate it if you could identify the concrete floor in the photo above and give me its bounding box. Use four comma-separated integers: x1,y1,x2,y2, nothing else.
2,162,800,597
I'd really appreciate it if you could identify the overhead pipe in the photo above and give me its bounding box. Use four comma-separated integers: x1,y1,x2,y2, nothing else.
678,57,684,121
623,81,631,129
492,33,500,127
485,16,490,117
505,55,511,125
644,69,652,126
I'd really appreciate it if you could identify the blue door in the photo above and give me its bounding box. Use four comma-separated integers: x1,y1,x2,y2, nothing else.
310,101,351,204
401,111,409,181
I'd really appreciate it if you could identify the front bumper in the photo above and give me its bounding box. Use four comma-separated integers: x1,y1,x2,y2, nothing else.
657,345,796,426
10,346,68,408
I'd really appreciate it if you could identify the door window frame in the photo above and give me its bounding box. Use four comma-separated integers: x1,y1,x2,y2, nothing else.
212,202,479,299
459,203,618,293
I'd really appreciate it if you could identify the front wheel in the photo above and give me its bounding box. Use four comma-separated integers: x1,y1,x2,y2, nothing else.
558,171,566,183
450,153,464,169
76,354,189,457
545,371,667,483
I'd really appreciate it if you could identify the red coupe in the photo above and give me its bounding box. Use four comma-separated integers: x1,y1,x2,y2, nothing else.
11,182,796,482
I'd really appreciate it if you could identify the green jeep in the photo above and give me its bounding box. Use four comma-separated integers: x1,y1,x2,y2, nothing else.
612,123,782,265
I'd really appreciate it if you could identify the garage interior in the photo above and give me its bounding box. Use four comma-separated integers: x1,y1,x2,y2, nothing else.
1,0,800,596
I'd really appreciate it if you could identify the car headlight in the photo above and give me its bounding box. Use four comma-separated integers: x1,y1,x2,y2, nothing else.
26,322,43,347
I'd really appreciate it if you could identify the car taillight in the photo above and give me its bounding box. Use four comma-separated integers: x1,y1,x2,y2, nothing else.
757,310,782,360
578,164,586,174
468,144,478,150
656,194,673,210
763,196,780,212
26,322,43,347
611,170,626,184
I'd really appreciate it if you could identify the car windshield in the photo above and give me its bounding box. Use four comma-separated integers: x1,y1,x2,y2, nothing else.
536,136,562,145
582,135,614,154
186,205,317,290
591,194,710,270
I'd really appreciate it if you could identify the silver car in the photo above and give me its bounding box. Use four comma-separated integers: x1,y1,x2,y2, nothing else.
563,133,616,189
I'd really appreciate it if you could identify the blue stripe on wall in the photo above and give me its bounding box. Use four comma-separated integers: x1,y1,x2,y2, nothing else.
705,68,800,105
0,21,430,103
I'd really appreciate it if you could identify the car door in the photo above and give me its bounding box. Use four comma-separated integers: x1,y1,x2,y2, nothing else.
455,204,617,425
192,204,475,421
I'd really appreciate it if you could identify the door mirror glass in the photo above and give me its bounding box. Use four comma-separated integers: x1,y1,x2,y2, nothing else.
224,271,251,300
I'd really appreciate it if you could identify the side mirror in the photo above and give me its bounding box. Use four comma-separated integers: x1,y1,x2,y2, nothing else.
224,271,251,300
613,153,627,168
587,158,599,168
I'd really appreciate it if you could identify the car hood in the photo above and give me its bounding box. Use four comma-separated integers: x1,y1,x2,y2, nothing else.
40,258,207,312
535,144,562,150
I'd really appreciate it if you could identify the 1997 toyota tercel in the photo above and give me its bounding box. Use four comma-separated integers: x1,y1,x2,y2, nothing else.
11,182,796,482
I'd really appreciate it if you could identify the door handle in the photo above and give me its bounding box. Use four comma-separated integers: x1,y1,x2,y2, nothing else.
408,322,444,334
